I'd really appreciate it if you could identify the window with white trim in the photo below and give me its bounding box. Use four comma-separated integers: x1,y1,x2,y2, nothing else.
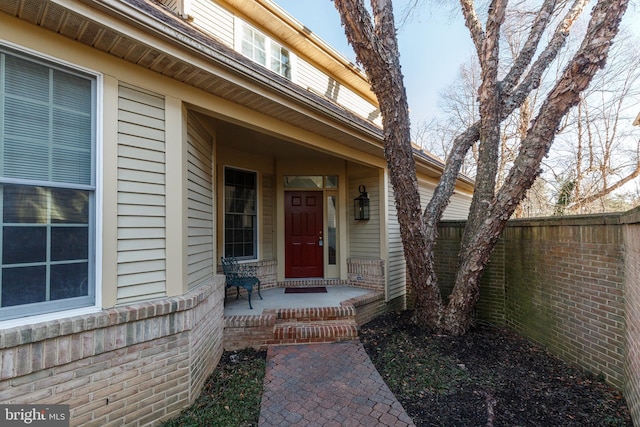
224,167,257,259
238,22,292,80
0,46,97,321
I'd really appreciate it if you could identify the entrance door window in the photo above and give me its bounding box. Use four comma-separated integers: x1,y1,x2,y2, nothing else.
327,195,337,265
284,175,337,189
224,167,257,260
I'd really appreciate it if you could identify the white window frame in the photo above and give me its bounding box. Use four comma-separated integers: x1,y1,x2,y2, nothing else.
234,19,295,80
0,41,102,328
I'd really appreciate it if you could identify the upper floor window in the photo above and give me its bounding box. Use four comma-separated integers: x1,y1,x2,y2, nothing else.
270,41,291,80
238,22,292,80
224,167,257,260
0,46,97,322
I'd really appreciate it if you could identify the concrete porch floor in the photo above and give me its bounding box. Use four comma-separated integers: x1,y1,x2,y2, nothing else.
223,286,372,316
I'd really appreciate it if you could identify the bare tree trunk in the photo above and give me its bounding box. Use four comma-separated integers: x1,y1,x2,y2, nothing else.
333,0,444,327
333,0,629,335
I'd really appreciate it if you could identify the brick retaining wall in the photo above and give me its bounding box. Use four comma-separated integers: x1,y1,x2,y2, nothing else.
435,209,639,426
0,277,225,426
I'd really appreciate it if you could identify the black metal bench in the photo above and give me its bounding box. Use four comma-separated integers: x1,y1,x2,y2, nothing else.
220,257,262,309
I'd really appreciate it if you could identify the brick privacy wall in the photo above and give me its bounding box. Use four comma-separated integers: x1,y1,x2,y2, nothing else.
502,216,625,388
622,207,640,423
436,214,627,390
0,277,225,427
432,224,506,325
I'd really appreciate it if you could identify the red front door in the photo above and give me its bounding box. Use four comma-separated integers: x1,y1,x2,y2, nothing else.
285,191,323,278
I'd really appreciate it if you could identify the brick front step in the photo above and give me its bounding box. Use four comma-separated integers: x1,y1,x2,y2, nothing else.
275,306,356,322
223,307,358,350
272,320,359,344
223,290,386,350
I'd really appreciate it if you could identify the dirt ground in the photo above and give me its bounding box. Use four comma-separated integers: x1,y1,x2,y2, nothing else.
359,310,632,427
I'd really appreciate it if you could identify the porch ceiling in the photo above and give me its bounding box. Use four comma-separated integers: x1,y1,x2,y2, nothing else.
0,0,385,158
213,119,340,161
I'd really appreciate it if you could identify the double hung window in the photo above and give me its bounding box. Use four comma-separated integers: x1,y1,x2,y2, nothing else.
224,167,257,259
0,47,97,321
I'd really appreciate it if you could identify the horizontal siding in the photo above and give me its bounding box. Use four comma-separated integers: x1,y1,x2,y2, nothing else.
388,177,471,301
187,112,214,288
418,176,471,220
158,0,179,13
296,58,381,125
349,174,381,258
117,83,167,304
186,1,381,126
191,0,234,48
443,192,472,220
262,174,274,259
387,184,406,301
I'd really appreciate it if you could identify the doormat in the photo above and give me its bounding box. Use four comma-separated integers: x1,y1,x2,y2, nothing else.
284,287,327,294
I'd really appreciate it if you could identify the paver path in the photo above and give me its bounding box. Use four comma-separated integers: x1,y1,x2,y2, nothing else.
259,341,415,426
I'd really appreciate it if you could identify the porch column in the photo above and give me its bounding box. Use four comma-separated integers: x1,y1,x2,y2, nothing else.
165,96,188,296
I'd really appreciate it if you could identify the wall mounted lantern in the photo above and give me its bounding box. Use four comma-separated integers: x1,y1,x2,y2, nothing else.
354,185,370,220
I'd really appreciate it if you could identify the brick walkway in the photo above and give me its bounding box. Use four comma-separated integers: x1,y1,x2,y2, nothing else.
259,341,415,426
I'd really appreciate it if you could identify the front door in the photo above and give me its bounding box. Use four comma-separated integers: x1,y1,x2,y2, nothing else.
285,191,323,278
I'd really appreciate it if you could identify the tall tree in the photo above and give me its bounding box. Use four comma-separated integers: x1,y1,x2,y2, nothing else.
333,0,630,335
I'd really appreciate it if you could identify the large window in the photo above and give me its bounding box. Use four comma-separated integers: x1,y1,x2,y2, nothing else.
224,168,257,259
0,47,97,321
239,23,291,79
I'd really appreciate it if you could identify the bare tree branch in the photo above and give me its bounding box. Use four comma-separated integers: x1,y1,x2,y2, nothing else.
459,0,486,58
500,0,558,93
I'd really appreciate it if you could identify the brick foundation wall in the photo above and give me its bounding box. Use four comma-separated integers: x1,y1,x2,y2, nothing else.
622,208,640,423
436,213,630,395
222,259,277,301
347,257,385,292
0,277,225,427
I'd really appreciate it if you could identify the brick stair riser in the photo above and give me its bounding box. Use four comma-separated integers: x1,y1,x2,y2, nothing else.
272,322,359,345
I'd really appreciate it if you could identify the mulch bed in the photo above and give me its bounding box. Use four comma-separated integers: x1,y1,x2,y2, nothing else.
359,310,633,427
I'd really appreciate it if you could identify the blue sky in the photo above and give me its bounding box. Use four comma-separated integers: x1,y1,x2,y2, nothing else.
273,1,639,130
273,0,474,127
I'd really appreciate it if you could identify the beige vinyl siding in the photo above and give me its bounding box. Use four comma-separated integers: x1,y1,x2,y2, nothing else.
158,0,179,13
187,112,214,288
262,173,274,259
186,2,380,126
117,83,167,304
443,192,472,220
418,176,471,220
386,185,406,301
388,177,471,300
294,59,381,126
191,0,235,48
348,174,381,257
